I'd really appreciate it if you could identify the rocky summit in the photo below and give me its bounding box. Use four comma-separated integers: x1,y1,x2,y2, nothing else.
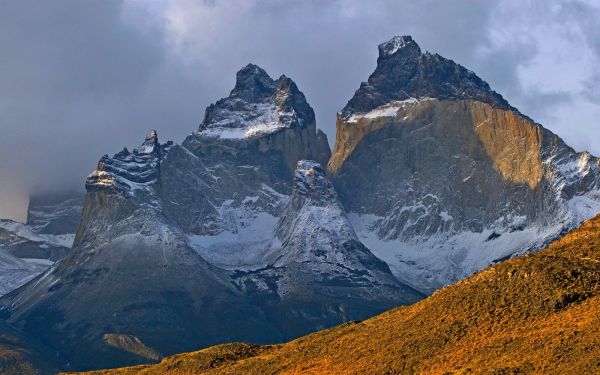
329,35,600,292
0,64,423,372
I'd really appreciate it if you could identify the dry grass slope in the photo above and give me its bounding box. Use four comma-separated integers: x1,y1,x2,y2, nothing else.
77,215,600,374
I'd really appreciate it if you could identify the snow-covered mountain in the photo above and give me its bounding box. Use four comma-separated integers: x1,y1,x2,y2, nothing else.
329,36,600,292
0,65,422,371
233,160,421,316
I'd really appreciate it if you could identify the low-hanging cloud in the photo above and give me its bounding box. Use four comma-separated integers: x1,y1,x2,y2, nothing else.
1,0,599,220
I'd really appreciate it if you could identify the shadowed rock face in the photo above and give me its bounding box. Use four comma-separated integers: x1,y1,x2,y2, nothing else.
315,129,332,167
329,36,600,292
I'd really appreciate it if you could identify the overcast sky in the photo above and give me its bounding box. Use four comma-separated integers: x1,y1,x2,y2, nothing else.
1,0,600,220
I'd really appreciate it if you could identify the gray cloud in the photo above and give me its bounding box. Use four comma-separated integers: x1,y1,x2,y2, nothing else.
0,0,599,220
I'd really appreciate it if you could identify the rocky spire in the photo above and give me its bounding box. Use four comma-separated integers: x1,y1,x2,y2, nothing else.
341,35,514,117
377,35,421,58
230,63,276,102
86,130,170,194
136,130,159,155
197,64,315,139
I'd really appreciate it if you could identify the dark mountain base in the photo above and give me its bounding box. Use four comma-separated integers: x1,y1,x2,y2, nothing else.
81,214,600,374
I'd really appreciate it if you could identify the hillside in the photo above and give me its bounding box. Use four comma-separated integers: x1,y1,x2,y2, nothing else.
80,214,600,374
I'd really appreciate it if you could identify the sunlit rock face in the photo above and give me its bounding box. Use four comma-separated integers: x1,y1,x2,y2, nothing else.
330,36,600,292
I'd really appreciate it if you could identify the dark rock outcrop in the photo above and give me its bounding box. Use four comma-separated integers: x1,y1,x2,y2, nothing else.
340,35,514,118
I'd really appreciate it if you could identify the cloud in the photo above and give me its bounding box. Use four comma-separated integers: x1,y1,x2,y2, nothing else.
0,0,599,219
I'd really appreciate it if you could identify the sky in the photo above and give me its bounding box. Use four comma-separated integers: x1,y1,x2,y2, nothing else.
1,0,600,221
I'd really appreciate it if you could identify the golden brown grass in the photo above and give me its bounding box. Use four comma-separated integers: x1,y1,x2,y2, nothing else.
75,215,600,374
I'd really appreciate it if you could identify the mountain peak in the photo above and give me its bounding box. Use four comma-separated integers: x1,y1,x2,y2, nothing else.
230,63,275,102
293,160,336,205
341,36,513,117
137,130,159,154
197,65,315,141
378,35,420,57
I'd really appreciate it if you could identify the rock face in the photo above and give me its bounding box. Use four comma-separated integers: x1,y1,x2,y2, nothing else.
0,65,413,372
315,129,332,167
330,36,600,292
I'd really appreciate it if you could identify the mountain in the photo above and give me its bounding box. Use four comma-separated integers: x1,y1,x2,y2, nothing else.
0,249,47,297
0,191,82,261
329,35,600,292
1,130,269,371
83,213,600,374
0,192,83,296
0,65,421,372
231,160,421,322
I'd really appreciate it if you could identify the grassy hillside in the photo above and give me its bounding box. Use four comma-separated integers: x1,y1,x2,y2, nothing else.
77,215,600,374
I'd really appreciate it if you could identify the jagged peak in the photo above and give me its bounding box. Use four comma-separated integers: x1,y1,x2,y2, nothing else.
86,130,172,194
136,130,159,155
230,63,275,102
293,160,337,205
378,35,421,57
341,36,514,118
196,65,315,139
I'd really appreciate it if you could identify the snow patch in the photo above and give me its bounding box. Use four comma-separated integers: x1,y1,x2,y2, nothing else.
199,102,292,139
347,98,434,123
349,213,567,293
187,210,279,270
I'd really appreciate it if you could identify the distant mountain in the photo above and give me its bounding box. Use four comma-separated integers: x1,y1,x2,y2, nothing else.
0,248,46,296
0,65,420,371
329,35,600,292
0,192,82,295
86,213,600,374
